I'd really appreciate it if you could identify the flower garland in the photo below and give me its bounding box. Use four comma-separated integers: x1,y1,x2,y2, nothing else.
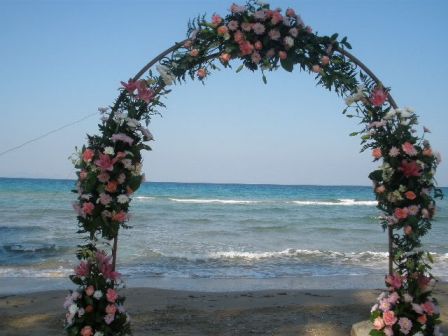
67,1,443,335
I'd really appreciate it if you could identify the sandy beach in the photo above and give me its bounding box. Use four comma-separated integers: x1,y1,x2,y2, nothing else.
0,283,446,336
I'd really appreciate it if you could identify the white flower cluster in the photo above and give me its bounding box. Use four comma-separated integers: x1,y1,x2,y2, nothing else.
156,64,176,86
345,85,365,106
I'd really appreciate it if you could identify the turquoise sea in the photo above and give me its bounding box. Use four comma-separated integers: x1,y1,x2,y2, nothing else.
0,177,447,293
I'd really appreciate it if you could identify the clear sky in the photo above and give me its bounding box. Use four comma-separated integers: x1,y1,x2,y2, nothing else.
1,0,447,186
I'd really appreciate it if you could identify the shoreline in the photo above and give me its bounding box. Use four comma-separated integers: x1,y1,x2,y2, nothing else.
1,284,447,335
0,274,389,296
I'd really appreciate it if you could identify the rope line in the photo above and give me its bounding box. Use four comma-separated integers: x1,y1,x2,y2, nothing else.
0,112,98,157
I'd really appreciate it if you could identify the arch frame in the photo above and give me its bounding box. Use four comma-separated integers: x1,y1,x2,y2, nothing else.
66,2,443,335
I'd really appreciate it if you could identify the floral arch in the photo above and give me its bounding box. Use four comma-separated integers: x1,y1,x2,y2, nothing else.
65,1,443,335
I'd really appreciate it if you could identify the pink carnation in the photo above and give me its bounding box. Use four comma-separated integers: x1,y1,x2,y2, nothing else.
253,22,265,35
241,22,252,32
227,20,239,31
254,10,266,20
388,146,400,157
230,3,246,14
402,142,418,156
383,327,393,336
97,171,110,183
111,133,134,146
387,292,399,305
99,193,112,206
398,317,412,335
268,29,281,40
271,11,283,25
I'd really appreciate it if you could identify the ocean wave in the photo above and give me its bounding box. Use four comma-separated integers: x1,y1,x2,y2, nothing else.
2,243,60,253
292,199,377,206
134,196,155,201
0,266,71,278
169,198,260,205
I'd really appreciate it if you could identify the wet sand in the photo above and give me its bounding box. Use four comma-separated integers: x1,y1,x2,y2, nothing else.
1,284,447,335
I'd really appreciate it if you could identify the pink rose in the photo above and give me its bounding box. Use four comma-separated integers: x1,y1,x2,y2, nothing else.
370,87,388,106
97,172,110,183
85,285,95,296
254,41,263,50
271,11,283,25
106,288,119,303
382,310,397,326
197,68,207,79
211,14,222,26
239,41,254,56
82,202,95,215
80,326,94,336
217,25,229,36
394,207,409,220
421,301,435,315
373,317,385,330
233,30,244,43
112,211,128,223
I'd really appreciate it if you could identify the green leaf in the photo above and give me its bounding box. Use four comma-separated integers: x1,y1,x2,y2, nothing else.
262,74,267,84
349,132,359,137
280,58,294,72
236,64,244,73
427,252,434,263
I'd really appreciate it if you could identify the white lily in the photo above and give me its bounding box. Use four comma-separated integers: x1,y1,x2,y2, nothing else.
156,64,176,86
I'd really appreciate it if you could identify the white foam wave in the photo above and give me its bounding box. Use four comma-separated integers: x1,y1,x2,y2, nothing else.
169,198,259,205
0,266,71,278
134,196,155,201
292,199,377,206
207,249,388,261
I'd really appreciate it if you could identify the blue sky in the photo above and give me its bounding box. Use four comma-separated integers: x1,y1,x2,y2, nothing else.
1,0,447,186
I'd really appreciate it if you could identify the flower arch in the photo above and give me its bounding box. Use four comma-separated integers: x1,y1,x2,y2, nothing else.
65,1,443,335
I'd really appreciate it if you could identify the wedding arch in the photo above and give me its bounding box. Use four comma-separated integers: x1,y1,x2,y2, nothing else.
64,1,443,335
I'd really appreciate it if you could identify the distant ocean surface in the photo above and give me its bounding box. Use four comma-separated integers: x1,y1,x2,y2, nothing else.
0,178,447,292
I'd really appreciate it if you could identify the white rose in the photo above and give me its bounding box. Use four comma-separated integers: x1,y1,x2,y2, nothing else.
384,108,396,120
104,146,115,155
93,290,103,300
68,304,79,315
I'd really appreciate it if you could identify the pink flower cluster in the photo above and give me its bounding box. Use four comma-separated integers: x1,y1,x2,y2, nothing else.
121,79,154,103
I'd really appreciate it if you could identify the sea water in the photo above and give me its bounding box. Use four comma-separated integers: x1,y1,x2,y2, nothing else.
0,177,447,293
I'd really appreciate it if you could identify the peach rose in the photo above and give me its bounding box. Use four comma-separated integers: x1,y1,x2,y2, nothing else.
422,148,433,157
404,225,413,235
383,310,397,326
372,148,382,159
82,149,95,162
254,41,263,50
85,285,95,297
219,53,231,64
105,180,118,193
394,207,409,220
217,25,229,36
417,314,427,325
321,56,330,65
279,51,287,60
405,191,416,200
373,317,385,330
312,65,321,73
197,68,207,79
190,49,199,57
